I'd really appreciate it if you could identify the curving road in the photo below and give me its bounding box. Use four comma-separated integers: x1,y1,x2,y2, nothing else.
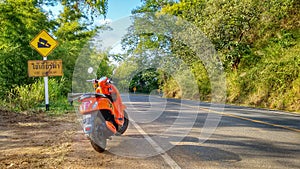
102,94,300,169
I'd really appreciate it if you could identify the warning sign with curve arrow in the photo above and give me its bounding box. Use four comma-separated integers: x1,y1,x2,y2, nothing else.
30,30,58,57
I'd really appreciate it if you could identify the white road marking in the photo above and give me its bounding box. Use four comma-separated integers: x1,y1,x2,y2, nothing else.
130,120,181,169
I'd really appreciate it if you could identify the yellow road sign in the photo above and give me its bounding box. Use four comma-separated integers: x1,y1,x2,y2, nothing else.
30,30,58,57
28,60,63,77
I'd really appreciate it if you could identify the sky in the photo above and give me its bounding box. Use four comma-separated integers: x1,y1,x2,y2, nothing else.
96,1,143,60
45,0,142,24
44,1,143,56
106,0,142,21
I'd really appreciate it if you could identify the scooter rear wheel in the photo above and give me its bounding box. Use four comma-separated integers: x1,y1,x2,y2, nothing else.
90,114,107,153
90,139,106,153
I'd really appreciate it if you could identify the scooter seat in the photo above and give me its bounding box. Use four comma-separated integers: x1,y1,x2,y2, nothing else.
79,93,107,100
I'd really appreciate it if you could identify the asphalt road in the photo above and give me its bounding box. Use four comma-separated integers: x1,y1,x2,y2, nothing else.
103,94,300,169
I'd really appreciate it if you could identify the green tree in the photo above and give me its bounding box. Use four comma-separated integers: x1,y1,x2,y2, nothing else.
113,58,138,92
119,0,300,112
129,68,159,93
0,0,108,97
0,0,52,96
132,0,175,14
162,0,295,70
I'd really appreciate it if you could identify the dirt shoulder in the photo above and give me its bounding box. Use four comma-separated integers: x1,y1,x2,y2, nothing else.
0,110,168,169
0,110,81,169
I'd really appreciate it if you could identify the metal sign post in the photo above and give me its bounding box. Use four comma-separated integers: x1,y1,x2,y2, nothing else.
29,30,59,111
43,57,50,111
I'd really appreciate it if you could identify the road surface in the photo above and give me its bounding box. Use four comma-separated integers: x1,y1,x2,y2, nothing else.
0,94,299,168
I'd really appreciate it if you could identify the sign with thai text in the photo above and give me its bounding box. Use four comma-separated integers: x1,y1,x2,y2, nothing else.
28,60,63,77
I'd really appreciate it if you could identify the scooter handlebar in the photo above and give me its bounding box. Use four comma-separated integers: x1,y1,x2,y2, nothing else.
86,79,98,83
86,78,112,84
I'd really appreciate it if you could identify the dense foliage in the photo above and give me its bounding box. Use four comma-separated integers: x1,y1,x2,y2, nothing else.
0,0,108,111
1,0,299,112
118,0,300,111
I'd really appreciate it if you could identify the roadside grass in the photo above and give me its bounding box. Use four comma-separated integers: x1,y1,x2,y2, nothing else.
226,29,300,112
37,97,76,116
2,77,76,116
0,96,75,116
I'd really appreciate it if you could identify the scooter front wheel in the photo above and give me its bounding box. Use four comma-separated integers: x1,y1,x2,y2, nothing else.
117,111,129,135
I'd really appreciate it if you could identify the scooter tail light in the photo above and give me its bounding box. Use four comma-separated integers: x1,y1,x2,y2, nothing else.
85,127,91,131
83,124,92,134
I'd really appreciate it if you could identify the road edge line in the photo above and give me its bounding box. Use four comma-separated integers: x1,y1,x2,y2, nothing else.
131,120,182,169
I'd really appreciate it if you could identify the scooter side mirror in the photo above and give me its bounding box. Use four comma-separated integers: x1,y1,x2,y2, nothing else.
88,67,94,74
107,79,114,84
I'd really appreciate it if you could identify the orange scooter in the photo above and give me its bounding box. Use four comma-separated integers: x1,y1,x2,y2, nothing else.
78,77,129,153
